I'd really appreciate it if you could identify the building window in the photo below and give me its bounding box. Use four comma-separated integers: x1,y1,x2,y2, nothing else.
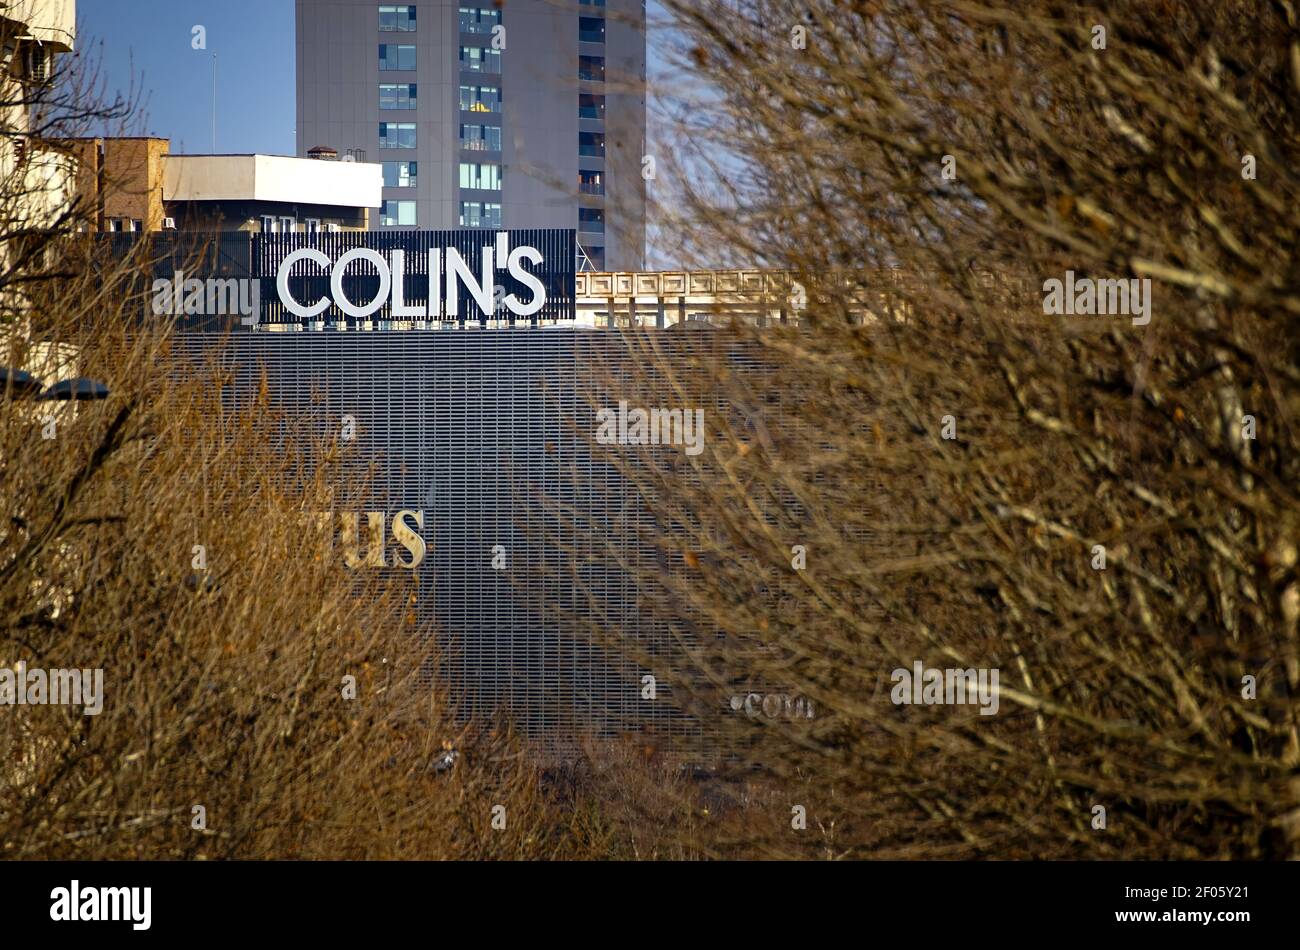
458,162,502,191
380,83,418,109
579,16,605,43
459,201,502,228
579,131,605,157
578,208,604,233
459,124,501,152
382,161,419,187
579,170,604,195
379,122,417,148
583,245,606,270
280,216,297,233
260,215,276,233
379,4,417,31
459,46,501,73
579,0,605,6
305,218,321,234
379,44,416,70
459,85,501,113
458,7,501,34
381,200,418,226
579,55,605,82
578,93,605,120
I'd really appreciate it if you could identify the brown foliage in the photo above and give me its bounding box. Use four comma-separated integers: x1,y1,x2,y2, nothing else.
581,0,1300,858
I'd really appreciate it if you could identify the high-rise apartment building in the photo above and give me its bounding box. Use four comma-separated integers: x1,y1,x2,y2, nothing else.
295,0,646,271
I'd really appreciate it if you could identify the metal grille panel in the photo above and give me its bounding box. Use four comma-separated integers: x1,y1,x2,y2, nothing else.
172,329,703,747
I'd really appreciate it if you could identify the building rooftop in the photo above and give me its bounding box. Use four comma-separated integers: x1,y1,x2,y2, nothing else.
163,153,382,209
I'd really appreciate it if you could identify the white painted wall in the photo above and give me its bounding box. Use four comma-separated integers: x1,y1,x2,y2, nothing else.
10,0,76,50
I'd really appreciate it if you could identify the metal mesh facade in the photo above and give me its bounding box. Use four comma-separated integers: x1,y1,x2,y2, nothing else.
173,329,702,747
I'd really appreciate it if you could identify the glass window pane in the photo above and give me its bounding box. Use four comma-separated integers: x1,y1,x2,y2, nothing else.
458,7,502,34
458,162,501,190
459,85,501,112
382,161,418,187
379,5,416,31
381,200,417,226
380,122,417,148
578,93,604,120
379,44,416,70
379,83,417,109
460,124,501,151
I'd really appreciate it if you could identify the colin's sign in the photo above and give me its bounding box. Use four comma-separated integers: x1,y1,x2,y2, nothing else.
278,233,550,320
141,229,577,327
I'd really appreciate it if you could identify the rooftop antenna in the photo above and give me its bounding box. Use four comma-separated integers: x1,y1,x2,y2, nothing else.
211,54,217,152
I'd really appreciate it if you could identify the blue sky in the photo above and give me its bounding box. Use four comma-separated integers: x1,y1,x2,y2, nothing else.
78,0,669,157
79,0,681,263
78,0,298,154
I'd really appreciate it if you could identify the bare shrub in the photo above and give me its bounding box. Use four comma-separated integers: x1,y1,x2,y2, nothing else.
572,0,1300,858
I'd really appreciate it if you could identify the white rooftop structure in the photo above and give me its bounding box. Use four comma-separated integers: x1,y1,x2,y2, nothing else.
164,154,381,210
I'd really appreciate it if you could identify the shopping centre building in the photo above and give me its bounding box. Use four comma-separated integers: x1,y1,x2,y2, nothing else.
143,227,791,746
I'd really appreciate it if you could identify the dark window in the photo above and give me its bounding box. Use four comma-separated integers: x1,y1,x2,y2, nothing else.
579,170,604,195
578,93,605,120
578,55,605,82
578,208,605,233
579,16,605,43
579,131,605,157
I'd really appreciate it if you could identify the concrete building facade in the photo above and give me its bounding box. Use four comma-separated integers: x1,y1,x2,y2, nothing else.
1,0,78,237
68,137,169,232
295,0,646,271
